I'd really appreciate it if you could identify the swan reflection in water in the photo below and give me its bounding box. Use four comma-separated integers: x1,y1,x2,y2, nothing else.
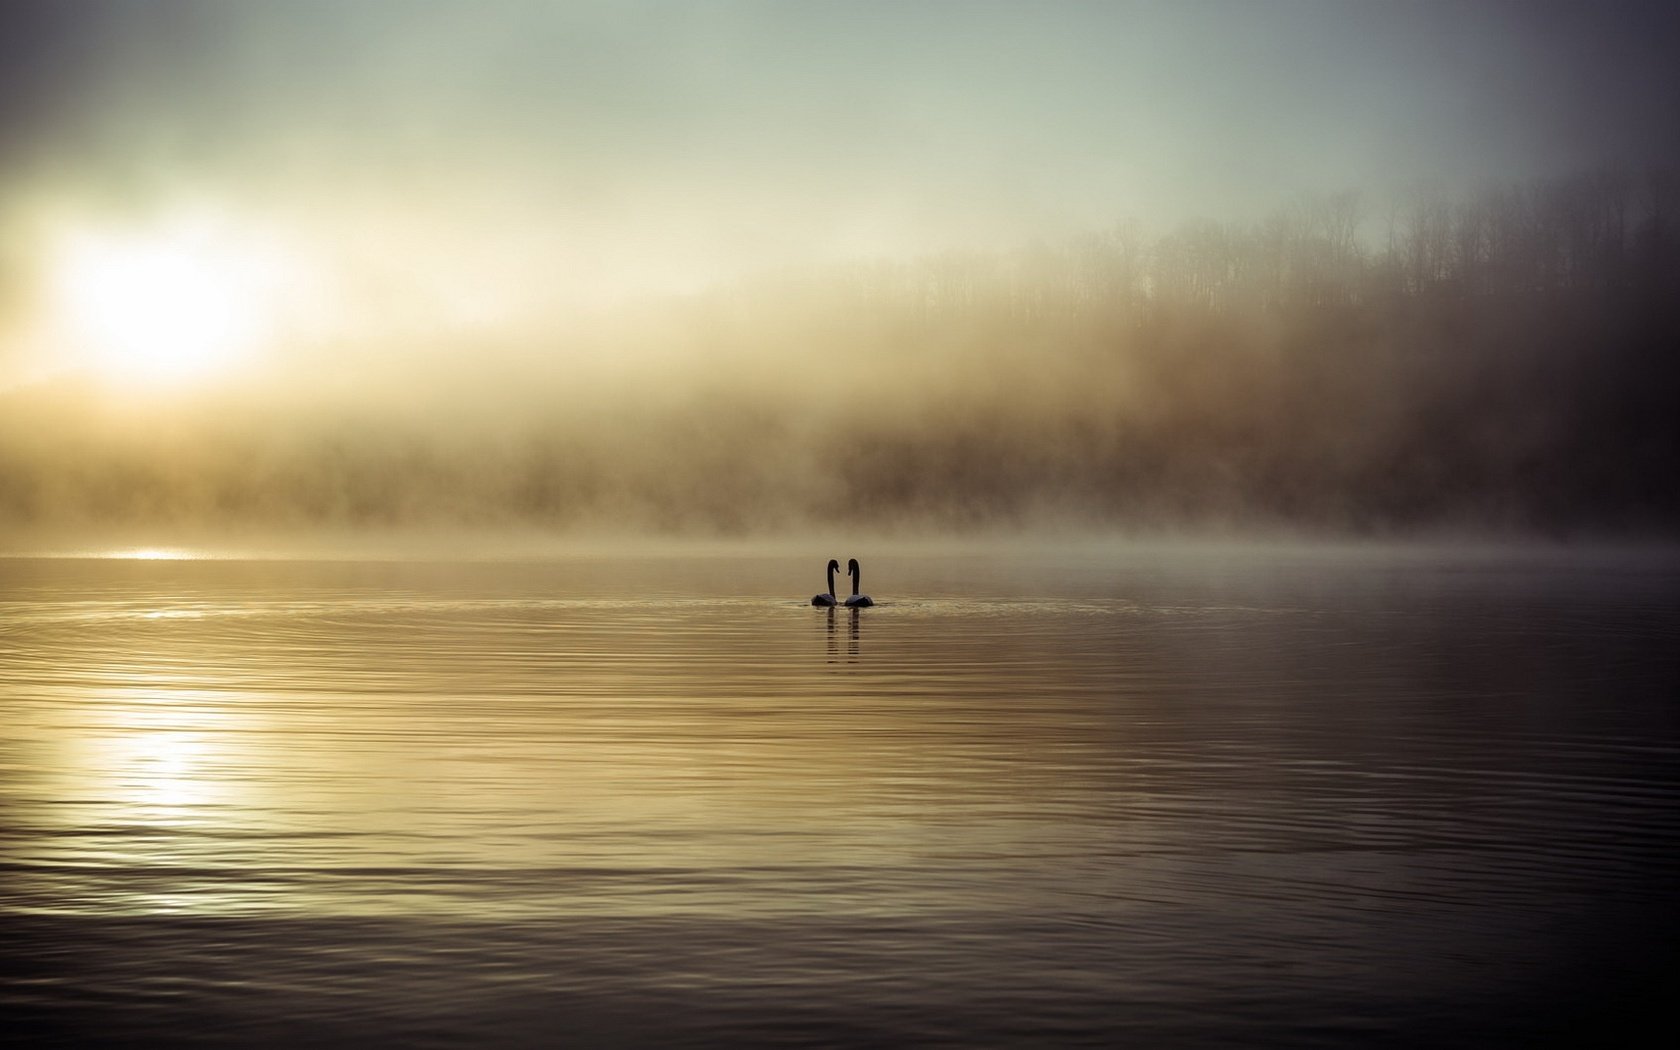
824,605,861,663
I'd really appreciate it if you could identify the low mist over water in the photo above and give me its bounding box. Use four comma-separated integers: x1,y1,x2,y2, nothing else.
4,176,1678,542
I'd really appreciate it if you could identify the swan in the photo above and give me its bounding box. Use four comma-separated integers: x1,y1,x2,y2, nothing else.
811,559,840,606
844,558,874,607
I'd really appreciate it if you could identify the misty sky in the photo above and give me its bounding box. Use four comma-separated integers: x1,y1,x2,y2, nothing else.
4,2,1677,308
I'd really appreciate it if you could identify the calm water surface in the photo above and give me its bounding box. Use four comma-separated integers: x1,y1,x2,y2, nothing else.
2,545,1676,1046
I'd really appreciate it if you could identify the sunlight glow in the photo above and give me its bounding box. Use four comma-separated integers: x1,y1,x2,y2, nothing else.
48,216,294,386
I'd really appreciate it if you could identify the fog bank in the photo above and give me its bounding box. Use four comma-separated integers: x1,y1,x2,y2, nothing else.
3,173,1676,545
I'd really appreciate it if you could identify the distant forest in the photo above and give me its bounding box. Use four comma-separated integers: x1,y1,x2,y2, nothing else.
3,170,1678,538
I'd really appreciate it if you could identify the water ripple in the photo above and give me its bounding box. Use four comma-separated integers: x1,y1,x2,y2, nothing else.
1,549,1676,1045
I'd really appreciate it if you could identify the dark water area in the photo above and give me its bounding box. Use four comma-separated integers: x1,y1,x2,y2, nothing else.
1,544,1676,1047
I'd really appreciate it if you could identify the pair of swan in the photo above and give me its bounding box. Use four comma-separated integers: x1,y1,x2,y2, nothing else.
812,558,874,608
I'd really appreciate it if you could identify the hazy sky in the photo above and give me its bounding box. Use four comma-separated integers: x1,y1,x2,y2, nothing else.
1,1,1677,540
2,0,1678,379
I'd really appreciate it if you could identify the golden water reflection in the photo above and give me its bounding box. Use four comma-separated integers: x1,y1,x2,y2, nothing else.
4,550,1674,935
9,577,1152,919
101,547,202,561
3,551,1675,1045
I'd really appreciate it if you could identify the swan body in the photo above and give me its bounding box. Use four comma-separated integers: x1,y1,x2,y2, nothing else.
812,559,840,606
844,558,874,607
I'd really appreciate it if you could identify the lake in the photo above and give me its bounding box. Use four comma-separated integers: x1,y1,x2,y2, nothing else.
1,543,1675,1046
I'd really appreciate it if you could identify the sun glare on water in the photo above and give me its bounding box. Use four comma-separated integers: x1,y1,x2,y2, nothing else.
48,216,296,387
106,547,200,561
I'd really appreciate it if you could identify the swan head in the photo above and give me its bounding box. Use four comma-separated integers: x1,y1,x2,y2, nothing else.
827,559,840,574
847,558,860,576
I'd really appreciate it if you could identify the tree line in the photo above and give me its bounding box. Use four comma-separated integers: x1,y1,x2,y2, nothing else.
1,169,1676,539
